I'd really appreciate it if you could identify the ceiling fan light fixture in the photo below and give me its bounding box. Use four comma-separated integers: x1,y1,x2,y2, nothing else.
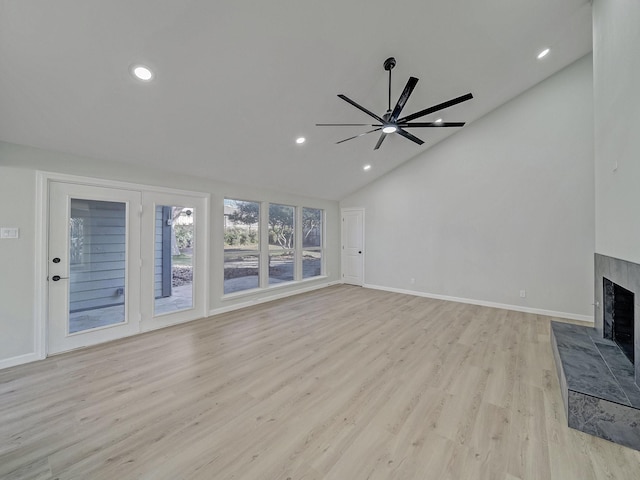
382,125,397,134
132,65,154,81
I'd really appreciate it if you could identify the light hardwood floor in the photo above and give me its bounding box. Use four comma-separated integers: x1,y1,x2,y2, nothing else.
2,285,640,479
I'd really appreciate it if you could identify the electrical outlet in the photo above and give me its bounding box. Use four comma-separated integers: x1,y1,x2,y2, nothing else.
520,290,526,298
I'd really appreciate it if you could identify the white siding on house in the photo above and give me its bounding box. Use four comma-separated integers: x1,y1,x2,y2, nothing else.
69,200,126,312
154,206,164,299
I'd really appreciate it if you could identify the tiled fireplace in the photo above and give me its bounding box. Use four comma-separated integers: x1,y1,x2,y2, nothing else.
595,254,640,385
550,254,640,450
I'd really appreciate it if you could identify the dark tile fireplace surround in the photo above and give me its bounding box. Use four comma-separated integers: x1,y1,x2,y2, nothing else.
551,254,640,450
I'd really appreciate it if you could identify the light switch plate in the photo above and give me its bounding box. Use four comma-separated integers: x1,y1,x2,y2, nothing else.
0,227,19,239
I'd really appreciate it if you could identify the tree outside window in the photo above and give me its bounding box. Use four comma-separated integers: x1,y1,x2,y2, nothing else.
268,204,295,284
223,200,324,289
302,208,322,279
224,199,260,294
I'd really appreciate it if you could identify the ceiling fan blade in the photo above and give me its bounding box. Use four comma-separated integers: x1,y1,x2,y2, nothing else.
336,128,382,144
337,94,385,123
389,77,419,122
396,128,425,145
373,133,387,150
316,123,377,126
400,122,466,128
397,93,473,123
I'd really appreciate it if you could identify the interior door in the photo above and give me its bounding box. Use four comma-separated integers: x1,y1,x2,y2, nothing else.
342,208,364,286
48,182,141,354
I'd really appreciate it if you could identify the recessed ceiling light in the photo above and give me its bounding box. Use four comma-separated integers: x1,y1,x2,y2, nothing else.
435,118,443,124
537,48,550,60
296,137,306,144
132,65,154,81
363,164,371,171
382,125,397,134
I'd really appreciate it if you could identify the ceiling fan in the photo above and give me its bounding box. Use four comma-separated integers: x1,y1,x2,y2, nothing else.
317,57,473,150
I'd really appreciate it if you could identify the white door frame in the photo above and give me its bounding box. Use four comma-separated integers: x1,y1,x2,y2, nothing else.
341,207,365,286
36,171,209,357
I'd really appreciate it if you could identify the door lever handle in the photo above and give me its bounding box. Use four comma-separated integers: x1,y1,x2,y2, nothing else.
50,275,69,281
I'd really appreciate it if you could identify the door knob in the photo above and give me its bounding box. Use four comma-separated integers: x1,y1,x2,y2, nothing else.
358,251,362,254
52,257,61,263
51,275,68,281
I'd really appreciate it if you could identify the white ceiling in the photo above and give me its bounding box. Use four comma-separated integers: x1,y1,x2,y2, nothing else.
0,0,592,200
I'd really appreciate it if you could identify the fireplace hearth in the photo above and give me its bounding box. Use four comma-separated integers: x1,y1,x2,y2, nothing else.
549,254,640,451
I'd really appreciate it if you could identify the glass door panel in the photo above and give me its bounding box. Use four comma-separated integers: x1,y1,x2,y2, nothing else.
68,199,126,333
153,205,195,315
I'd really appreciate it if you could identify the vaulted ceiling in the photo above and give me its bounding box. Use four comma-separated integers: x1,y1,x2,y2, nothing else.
0,1,592,200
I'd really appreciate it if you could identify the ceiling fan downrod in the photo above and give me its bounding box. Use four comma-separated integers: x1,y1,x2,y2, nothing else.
383,57,396,113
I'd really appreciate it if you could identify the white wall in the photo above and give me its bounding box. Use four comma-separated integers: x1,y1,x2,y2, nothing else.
0,167,38,363
593,0,640,264
341,55,594,319
0,144,340,367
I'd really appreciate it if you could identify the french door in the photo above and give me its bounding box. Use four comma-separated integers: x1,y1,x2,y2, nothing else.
47,180,208,354
48,182,142,354
140,191,207,331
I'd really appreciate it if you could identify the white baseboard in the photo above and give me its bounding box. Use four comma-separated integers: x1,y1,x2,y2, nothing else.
363,283,594,323
0,352,44,371
209,280,341,317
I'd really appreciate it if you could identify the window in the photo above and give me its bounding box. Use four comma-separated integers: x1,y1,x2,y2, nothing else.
268,204,295,285
224,199,260,294
223,200,324,295
302,207,323,279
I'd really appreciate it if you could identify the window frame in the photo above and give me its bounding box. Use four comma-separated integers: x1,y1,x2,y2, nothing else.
222,199,327,299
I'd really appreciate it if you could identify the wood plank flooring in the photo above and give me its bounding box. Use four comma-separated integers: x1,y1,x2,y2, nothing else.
2,285,640,479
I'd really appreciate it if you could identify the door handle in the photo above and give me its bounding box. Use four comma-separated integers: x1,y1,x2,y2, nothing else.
50,275,69,281
358,251,362,254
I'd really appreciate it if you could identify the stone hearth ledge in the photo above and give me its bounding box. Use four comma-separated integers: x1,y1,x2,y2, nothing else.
550,321,640,450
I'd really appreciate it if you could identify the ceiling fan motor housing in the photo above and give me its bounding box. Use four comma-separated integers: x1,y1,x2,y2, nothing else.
383,57,396,71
